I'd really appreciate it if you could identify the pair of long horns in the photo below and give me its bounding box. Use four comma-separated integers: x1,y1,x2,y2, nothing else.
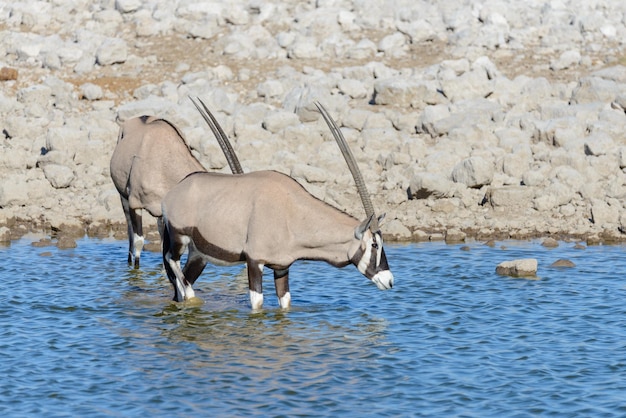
189,96,243,175
190,96,377,231
314,102,378,231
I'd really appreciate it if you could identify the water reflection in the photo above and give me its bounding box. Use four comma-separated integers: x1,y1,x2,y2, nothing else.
154,295,391,364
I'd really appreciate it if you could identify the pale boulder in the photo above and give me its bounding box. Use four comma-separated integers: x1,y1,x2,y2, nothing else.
42,164,75,189
408,172,456,199
452,157,494,188
496,259,538,277
96,38,127,66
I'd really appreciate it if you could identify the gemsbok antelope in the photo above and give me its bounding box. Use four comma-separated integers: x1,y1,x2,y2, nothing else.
109,97,242,268
161,102,393,309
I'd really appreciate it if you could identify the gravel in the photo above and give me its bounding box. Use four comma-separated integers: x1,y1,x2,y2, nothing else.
1,0,626,244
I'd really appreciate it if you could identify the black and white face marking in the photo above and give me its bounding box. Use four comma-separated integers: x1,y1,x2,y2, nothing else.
352,230,393,290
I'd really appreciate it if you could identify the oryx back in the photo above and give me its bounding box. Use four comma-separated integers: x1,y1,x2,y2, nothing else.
111,116,205,218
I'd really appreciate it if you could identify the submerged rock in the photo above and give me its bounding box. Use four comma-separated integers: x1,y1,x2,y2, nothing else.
550,259,576,268
542,238,559,248
0,227,10,245
31,238,54,247
56,236,77,249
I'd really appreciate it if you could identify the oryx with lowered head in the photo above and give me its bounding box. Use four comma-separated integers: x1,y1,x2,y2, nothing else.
161,102,393,309
109,98,242,268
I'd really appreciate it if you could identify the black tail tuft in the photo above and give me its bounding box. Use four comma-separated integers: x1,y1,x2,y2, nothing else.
161,224,174,284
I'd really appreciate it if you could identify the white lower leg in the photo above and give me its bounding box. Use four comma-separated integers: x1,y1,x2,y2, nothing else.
278,292,291,309
166,257,192,302
184,283,195,299
173,277,187,301
249,290,264,310
133,233,144,260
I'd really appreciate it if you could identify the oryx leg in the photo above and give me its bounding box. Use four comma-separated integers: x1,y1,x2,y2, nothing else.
156,216,165,249
182,242,208,286
274,268,291,309
162,229,194,302
129,208,144,269
247,260,264,310
121,196,143,268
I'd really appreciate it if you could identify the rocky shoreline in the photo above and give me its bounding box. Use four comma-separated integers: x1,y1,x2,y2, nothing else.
1,0,626,249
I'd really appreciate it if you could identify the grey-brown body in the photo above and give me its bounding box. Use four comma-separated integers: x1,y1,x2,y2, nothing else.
161,170,393,309
110,115,205,267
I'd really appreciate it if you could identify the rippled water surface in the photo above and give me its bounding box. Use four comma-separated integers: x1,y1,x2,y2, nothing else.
1,237,626,417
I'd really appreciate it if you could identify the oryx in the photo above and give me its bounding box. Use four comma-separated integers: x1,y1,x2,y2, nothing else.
161,102,393,309
109,97,241,268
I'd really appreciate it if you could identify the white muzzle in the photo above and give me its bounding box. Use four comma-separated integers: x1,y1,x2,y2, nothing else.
372,270,394,290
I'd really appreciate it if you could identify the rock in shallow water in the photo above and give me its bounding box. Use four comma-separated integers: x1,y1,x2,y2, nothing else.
550,259,576,268
496,259,538,278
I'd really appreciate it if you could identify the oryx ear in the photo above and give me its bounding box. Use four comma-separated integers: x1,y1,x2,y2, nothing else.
376,213,387,229
355,213,375,239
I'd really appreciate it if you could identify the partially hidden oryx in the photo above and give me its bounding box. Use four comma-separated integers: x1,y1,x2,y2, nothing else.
109,97,242,268
161,102,393,309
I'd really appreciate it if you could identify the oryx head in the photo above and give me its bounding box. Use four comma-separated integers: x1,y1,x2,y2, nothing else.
316,102,394,290
351,213,393,289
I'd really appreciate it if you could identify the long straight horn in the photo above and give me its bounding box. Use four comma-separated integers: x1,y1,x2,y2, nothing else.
315,102,378,227
190,96,244,175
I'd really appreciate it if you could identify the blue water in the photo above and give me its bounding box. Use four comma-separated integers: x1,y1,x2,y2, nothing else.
1,237,625,417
